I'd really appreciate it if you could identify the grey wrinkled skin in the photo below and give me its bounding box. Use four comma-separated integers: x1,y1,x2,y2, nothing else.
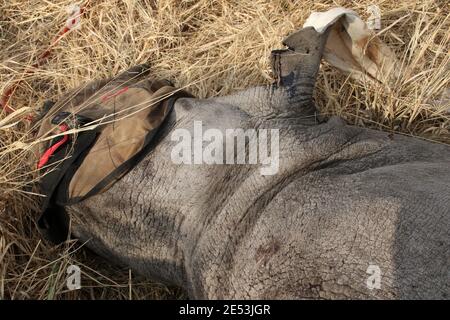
67,28,450,299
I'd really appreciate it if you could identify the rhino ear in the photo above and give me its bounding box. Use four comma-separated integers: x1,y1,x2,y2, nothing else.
271,27,329,98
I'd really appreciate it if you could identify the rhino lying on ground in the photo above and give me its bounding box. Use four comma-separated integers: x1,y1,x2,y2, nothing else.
61,27,449,299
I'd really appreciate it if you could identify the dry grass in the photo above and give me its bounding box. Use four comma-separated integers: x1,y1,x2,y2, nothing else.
0,0,449,299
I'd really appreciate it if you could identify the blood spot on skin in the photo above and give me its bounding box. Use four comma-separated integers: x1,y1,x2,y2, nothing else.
255,239,281,266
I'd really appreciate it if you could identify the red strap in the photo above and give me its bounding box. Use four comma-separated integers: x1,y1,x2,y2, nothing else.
1,1,90,119
37,124,70,169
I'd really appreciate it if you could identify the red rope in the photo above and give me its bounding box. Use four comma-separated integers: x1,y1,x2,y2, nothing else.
0,2,90,119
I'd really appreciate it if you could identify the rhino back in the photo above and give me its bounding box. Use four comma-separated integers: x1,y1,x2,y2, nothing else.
187,120,450,299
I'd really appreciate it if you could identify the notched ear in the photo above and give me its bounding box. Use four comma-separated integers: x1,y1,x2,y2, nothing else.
269,27,330,121
271,27,329,89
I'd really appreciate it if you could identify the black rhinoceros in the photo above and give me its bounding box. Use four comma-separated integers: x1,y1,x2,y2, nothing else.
47,26,448,299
